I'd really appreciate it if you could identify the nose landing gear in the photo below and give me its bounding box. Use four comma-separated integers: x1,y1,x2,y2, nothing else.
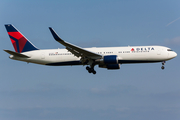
161,61,165,70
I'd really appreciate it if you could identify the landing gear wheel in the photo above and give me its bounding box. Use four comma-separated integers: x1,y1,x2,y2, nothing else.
86,66,90,70
161,66,165,70
86,66,96,74
92,70,96,74
161,61,165,70
88,69,92,73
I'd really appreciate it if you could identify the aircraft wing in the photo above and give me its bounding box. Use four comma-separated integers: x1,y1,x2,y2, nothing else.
49,27,102,60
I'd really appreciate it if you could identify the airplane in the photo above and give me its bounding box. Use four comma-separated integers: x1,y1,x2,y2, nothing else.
4,24,177,74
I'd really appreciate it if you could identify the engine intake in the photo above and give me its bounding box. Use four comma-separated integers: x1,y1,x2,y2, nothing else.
98,55,120,70
103,55,118,64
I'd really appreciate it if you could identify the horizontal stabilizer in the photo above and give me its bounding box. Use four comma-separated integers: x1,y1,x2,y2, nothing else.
4,49,30,58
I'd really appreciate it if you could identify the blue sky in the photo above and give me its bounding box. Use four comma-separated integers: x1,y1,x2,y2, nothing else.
0,0,180,120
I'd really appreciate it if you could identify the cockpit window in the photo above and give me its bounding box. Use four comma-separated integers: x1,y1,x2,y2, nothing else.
167,49,173,51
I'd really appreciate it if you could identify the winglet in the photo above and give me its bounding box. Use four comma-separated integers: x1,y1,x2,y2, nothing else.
49,27,63,41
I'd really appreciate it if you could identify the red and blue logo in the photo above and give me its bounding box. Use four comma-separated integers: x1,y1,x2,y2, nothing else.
5,24,38,53
8,31,27,53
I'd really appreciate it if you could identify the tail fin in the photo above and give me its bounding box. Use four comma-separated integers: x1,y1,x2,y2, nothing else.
5,24,39,53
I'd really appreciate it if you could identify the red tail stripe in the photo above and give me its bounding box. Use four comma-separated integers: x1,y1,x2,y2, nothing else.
8,32,23,40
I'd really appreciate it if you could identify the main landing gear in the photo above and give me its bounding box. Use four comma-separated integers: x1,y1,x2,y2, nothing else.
161,61,165,70
86,66,96,74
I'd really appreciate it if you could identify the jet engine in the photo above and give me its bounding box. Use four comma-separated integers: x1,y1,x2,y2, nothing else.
103,55,118,64
98,55,120,69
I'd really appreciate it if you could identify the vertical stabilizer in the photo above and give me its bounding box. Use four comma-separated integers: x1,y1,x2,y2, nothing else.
5,24,39,53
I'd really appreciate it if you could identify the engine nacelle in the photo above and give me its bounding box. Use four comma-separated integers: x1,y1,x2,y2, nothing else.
107,64,120,69
103,55,118,64
98,55,120,70
99,64,120,70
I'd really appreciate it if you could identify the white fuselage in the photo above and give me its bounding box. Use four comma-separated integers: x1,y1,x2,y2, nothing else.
10,45,177,66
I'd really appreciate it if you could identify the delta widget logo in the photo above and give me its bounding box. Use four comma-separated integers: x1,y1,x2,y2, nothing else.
131,47,154,52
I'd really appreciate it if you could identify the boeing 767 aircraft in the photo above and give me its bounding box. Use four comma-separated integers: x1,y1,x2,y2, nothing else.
4,24,177,74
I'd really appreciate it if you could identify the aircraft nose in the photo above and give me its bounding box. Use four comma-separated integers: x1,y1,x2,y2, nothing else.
169,51,177,59
174,52,177,57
